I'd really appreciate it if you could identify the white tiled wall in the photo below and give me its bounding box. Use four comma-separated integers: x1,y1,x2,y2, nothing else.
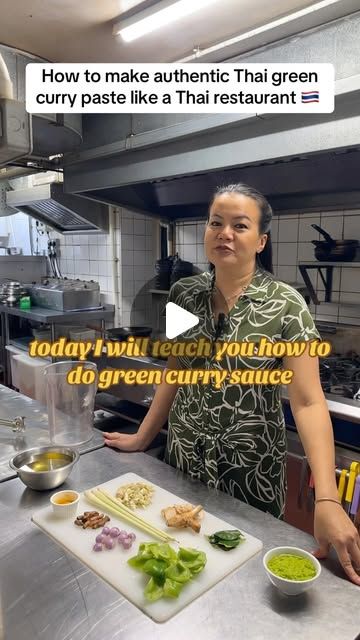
176,209,360,327
54,207,158,327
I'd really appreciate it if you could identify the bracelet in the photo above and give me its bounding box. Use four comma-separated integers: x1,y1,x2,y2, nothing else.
315,498,342,506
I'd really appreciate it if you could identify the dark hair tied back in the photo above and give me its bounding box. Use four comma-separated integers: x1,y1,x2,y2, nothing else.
209,183,273,274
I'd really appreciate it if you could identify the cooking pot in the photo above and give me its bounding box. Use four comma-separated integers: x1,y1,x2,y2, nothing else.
106,326,153,341
311,224,359,262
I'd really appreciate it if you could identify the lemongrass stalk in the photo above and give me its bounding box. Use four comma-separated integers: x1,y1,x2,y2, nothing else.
85,490,168,541
92,488,175,542
84,490,175,542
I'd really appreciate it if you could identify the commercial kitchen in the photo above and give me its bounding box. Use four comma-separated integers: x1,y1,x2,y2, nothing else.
0,2,360,639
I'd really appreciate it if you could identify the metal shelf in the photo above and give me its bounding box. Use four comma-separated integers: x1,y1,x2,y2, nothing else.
0,304,115,386
149,289,170,295
299,262,360,268
0,304,115,324
298,262,360,305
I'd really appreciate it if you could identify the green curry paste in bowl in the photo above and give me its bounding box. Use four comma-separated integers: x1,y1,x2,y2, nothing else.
263,546,321,596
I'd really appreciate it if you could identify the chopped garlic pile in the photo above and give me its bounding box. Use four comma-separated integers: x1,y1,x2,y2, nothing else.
116,482,154,510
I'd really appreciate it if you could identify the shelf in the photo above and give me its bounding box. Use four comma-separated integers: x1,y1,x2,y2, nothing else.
149,289,170,295
9,337,33,352
0,304,115,323
298,262,360,305
298,262,360,268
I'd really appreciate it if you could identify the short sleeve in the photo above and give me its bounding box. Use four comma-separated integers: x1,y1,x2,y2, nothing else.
281,287,321,342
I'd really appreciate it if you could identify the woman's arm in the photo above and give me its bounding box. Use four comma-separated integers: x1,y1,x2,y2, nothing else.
103,355,179,451
284,347,360,586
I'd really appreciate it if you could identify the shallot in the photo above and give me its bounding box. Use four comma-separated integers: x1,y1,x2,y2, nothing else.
104,537,115,550
122,538,133,550
93,527,136,552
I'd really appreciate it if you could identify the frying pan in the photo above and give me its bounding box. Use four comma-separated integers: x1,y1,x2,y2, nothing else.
106,326,152,341
311,224,359,261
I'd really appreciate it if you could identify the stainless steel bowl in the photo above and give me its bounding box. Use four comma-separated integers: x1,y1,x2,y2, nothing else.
9,446,80,491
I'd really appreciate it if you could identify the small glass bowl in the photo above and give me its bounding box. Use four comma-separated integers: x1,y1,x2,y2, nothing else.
50,490,80,519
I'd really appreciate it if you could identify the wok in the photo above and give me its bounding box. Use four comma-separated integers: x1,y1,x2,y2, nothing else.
106,326,152,341
311,224,358,262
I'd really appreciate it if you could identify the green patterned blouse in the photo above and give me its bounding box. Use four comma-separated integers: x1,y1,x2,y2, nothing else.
164,267,320,518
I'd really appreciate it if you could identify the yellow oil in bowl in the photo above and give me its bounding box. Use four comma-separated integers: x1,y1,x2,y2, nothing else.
21,452,72,473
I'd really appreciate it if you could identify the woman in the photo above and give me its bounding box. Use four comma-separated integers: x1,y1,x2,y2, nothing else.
103,183,360,586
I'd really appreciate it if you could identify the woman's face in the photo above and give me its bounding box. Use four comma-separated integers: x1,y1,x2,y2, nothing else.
204,192,268,270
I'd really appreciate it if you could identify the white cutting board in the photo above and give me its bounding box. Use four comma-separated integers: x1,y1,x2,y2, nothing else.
32,472,262,623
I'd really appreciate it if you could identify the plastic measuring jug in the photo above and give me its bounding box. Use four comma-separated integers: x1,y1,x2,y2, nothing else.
44,361,97,446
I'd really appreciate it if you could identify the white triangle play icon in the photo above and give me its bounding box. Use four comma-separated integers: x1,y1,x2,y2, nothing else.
165,302,199,339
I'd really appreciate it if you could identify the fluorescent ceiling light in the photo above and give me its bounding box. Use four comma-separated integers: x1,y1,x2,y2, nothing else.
113,0,218,43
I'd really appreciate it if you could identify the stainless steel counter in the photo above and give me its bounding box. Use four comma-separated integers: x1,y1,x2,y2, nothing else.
0,303,115,384
0,446,358,640
95,353,360,424
282,388,360,424
0,303,115,324
0,385,105,482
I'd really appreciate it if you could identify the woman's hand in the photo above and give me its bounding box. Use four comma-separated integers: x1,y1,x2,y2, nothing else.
313,501,360,586
102,431,144,452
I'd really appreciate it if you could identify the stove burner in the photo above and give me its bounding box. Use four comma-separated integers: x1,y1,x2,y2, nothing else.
329,385,355,399
320,354,360,401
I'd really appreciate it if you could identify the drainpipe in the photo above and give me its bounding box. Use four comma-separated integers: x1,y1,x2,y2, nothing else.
0,53,13,99
109,206,121,326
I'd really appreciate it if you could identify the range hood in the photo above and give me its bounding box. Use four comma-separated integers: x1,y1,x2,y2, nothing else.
6,182,109,233
67,147,360,221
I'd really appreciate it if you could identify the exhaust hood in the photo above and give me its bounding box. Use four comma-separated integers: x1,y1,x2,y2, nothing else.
6,182,109,233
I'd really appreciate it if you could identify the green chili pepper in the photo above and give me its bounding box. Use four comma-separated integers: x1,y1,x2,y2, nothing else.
128,543,207,602
178,547,202,562
165,561,192,583
142,559,167,584
163,578,184,598
127,555,151,570
144,577,164,602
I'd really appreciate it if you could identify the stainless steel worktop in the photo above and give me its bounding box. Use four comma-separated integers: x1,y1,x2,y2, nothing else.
0,385,105,482
0,303,115,324
97,353,360,424
0,446,358,640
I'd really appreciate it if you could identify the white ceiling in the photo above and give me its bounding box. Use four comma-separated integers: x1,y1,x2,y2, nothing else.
0,0,335,63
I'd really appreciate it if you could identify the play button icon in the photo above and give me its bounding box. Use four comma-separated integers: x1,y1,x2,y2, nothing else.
165,302,199,339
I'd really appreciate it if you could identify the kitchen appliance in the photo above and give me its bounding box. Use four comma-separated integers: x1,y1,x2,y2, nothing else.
45,361,98,447
7,182,109,234
0,255,47,282
32,471,262,623
28,278,101,311
311,224,359,262
9,445,79,490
